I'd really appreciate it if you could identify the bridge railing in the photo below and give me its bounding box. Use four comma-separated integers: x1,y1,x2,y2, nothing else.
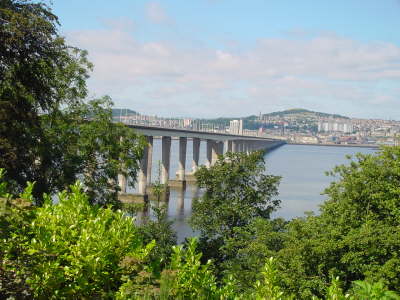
113,115,268,138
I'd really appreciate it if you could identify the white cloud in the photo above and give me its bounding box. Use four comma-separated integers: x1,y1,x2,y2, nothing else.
66,24,400,118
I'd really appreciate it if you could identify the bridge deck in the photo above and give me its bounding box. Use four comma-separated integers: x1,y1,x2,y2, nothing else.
128,124,285,142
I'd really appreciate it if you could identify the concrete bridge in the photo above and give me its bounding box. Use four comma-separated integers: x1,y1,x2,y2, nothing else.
119,124,286,201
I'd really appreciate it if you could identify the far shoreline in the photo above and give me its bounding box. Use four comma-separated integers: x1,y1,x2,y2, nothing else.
286,142,380,149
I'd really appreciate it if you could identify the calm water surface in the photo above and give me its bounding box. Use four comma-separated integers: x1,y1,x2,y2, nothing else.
128,141,376,242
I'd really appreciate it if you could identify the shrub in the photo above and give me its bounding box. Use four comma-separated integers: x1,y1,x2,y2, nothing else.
1,179,155,299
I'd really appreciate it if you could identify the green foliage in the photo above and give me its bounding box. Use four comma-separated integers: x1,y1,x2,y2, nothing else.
158,238,238,300
0,0,92,197
192,151,280,238
0,173,36,299
275,146,400,297
351,280,400,300
40,97,145,206
251,258,288,300
1,179,155,299
222,217,288,291
1,170,400,299
138,203,177,272
136,160,176,270
160,238,220,299
325,277,349,300
191,150,281,278
0,1,144,206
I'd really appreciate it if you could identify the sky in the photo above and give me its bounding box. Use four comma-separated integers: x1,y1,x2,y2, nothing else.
52,0,400,119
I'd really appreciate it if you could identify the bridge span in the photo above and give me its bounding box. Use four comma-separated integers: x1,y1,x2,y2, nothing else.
119,124,286,200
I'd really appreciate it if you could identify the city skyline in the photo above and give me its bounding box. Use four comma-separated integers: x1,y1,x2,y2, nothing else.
53,0,400,119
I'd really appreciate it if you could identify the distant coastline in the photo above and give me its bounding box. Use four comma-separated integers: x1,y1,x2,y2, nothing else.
287,142,380,149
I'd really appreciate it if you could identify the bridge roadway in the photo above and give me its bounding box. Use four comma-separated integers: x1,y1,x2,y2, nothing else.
119,124,286,201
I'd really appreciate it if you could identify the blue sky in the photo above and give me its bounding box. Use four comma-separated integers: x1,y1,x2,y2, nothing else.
52,0,400,119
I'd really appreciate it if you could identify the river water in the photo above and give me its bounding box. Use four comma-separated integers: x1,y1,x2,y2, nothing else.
127,141,376,242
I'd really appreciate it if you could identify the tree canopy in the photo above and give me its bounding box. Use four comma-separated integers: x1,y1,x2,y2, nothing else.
190,151,281,273
272,147,400,298
0,0,91,194
0,0,143,205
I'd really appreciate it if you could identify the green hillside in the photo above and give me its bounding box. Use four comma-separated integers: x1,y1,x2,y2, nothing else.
262,108,349,119
112,108,137,117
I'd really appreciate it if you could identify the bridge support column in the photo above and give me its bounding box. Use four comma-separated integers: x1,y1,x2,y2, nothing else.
237,141,243,153
146,136,153,185
138,140,149,195
161,136,171,185
211,141,219,166
227,140,233,153
170,137,187,188
178,137,187,181
192,138,200,173
217,141,224,156
206,139,212,168
232,140,238,153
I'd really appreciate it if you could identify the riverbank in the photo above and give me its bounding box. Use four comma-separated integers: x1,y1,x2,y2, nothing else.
287,142,380,149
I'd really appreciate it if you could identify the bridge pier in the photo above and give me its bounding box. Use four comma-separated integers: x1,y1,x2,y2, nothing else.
178,137,187,181
211,140,219,165
170,137,187,188
238,141,243,153
192,138,200,173
227,140,233,153
161,136,171,185
146,136,153,185
218,141,224,156
206,139,212,168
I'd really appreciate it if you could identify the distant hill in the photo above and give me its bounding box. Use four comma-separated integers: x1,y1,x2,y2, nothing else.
262,108,349,119
112,108,138,117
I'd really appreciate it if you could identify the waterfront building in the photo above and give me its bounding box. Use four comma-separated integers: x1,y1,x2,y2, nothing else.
229,119,243,135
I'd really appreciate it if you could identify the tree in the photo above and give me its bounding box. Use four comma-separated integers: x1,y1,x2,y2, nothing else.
276,147,400,298
39,97,145,206
190,151,281,266
0,1,144,205
221,217,288,291
0,0,91,197
0,178,156,299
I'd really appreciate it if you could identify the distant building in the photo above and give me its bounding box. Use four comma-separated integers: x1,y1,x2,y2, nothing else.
318,120,353,133
229,119,243,135
297,135,319,144
183,119,192,127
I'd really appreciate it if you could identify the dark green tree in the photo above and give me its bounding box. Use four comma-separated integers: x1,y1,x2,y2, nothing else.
190,151,281,267
40,97,145,206
276,146,400,298
0,0,91,196
0,1,144,205
221,217,288,291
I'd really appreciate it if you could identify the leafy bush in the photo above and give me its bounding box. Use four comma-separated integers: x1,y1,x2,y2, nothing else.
191,151,281,270
276,147,400,298
1,179,155,299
